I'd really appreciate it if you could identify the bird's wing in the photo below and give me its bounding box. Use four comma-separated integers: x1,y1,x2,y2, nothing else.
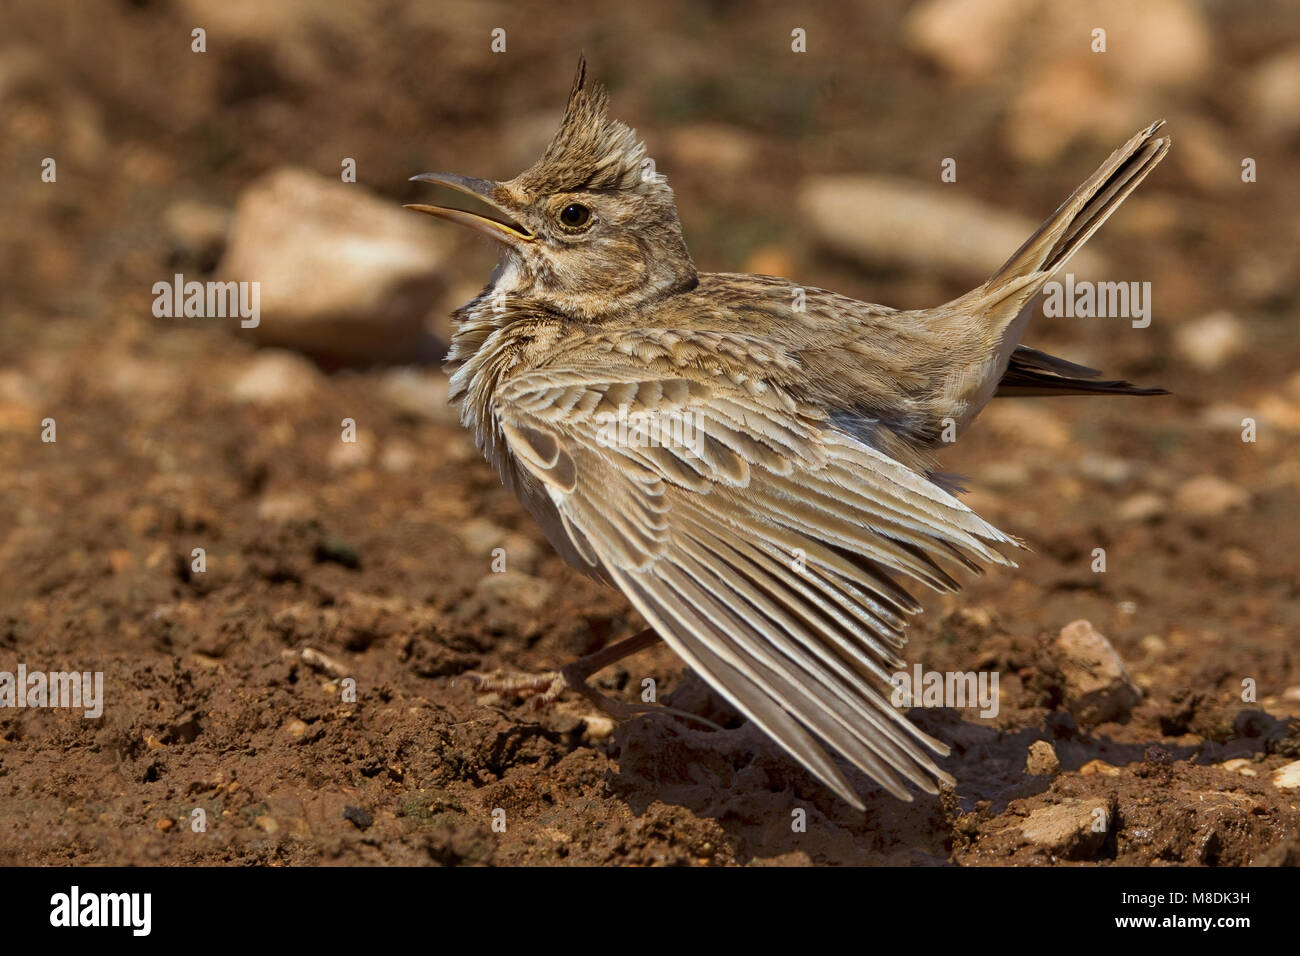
494,358,1020,807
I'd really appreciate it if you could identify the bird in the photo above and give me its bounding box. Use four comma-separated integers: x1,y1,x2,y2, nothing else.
406,56,1169,810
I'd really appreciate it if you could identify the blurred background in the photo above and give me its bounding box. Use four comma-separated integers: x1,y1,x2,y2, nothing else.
1,0,1298,865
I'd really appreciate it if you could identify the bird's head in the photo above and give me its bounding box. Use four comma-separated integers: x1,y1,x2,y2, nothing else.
407,56,697,320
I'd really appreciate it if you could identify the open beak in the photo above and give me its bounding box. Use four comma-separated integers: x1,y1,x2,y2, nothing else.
405,172,534,246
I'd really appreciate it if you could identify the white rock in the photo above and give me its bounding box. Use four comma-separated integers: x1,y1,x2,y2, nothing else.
798,174,1103,281
230,349,324,405
1172,475,1250,518
1272,760,1300,791
1174,310,1244,370
219,168,448,363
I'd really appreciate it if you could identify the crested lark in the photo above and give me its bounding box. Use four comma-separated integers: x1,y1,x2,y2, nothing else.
408,57,1169,809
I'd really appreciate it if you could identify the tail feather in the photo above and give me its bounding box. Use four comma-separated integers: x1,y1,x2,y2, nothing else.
987,120,1171,296
995,345,1168,397
944,122,1171,427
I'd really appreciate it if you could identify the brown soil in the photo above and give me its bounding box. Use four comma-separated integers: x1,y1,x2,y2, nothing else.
1,0,1298,865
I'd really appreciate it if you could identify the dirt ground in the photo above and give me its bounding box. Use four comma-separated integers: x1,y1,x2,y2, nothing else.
1,0,1299,865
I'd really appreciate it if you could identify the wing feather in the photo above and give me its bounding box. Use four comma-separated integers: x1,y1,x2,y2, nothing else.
493,358,1019,805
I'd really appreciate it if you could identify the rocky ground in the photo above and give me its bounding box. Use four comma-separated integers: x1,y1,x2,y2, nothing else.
1,0,1298,865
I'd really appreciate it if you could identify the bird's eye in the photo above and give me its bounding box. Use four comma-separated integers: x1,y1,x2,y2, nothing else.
558,203,592,229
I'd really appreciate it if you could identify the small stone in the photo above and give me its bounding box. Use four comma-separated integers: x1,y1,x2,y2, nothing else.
285,718,308,738
1138,634,1167,659
164,198,230,271
1174,311,1244,370
582,715,616,740
798,174,1103,282
254,815,279,833
328,431,375,470
257,491,313,523
1025,740,1060,776
1172,475,1250,519
379,439,417,474
1220,758,1257,778
1282,687,1300,704
1078,455,1134,486
1047,619,1141,726
456,518,509,558
1116,492,1167,523
475,571,553,613
1273,760,1300,791
230,349,324,406
1079,759,1121,777
156,818,175,832
1017,799,1108,858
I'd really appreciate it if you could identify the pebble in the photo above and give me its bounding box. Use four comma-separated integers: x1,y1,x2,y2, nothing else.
230,349,324,406
163,198,230,270
1172,475,1250,519
1273,760,1300,791
1138,634,1167,659
1048,619,1141,726
475,571,553,613
1026,740,1060,776
1079,759,1121,777
798,174,1104,281
1173,311,1244,370
1219,758,1257,778
1017,799,1108,857
582,715,616,741
1116,492,1167,523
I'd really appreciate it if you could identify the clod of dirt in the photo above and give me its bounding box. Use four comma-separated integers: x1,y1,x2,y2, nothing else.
1025,740,1060,776
1016,798,1113,860
1043,619,1142,726
343,806,374,830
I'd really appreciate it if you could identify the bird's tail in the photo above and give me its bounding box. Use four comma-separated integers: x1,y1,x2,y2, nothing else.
939,121,1171,421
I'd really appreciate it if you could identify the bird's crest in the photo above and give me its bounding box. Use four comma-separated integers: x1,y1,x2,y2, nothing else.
512,55,667,197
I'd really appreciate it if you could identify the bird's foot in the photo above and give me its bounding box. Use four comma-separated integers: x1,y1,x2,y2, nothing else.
465,628,720,730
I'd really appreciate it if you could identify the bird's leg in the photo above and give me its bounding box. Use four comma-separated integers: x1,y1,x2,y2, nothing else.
467,627,719,729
